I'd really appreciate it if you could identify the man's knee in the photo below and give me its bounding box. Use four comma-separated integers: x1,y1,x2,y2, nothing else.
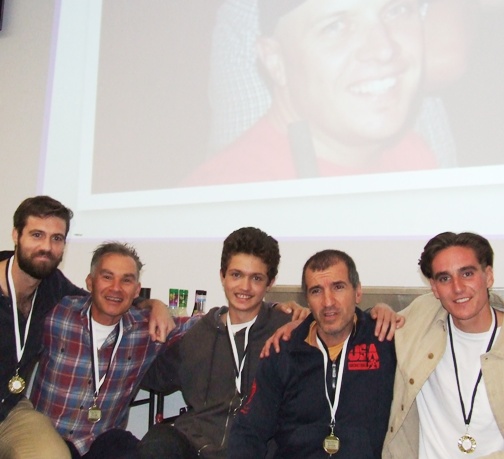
0,400,70,459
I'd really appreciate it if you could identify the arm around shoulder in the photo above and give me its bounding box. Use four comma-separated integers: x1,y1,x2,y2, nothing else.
140,339,182,393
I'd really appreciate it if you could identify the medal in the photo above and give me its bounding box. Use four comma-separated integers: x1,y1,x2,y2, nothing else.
323,428,340,455
6,257,37,396
448,309,497,457
88,404,102,423
458,434,476,454
87,309,123,425
316,332,350,458
8,371,26,394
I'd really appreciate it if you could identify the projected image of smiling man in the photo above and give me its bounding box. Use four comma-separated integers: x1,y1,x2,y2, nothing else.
262,0,432,168
281,1,421,144
186,0,438,185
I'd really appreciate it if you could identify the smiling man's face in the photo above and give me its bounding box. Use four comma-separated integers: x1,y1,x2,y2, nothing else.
429,245,494,333
86,253,141,326
264,0,425,151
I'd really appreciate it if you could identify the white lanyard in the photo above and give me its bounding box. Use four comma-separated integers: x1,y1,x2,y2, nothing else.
7,256,37,365
87,307,123,396
226,312,256,395
316,333,350,427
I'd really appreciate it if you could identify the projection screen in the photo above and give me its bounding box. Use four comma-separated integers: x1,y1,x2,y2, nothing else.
41,0,504,240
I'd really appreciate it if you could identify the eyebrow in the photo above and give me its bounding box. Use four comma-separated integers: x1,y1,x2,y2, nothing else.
229,269,266,276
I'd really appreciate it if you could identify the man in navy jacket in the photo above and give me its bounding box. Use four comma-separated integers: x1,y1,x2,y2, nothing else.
228,249,396,458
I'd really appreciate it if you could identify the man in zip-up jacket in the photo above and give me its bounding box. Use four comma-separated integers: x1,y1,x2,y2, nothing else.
228,249,396,458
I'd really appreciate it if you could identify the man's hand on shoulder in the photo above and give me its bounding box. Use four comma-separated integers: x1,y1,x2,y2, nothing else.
369,303,405,342
260,319,303,359
137,298,176,342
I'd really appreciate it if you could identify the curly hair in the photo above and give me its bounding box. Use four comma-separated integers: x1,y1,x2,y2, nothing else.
221,227,280,284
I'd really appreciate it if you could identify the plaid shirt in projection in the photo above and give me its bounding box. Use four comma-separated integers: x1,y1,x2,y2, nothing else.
31,295,194,455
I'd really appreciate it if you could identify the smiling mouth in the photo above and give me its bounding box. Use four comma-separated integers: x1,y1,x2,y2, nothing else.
236,293,252,300
105,296,123,303
350,77,397,96
454,297,470,304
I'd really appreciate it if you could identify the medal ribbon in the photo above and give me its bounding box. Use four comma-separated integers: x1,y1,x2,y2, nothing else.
316,333,350,427
448,307,498,431
226,312,256,395
88,308,123,399
6,256,37,366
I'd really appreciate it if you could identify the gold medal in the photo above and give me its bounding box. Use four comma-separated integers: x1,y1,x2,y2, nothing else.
8,373,26,394
88,405,102,423
323,433,340,455
458,434,476,454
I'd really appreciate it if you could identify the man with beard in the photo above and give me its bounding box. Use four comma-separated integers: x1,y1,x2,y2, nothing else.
0,196,174,459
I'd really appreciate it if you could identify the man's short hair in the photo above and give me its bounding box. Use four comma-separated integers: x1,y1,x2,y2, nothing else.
13,195,74,237
258,0,306,35
419,231,494,279
90,242,144,279
302,249,360,295
220,227,280,284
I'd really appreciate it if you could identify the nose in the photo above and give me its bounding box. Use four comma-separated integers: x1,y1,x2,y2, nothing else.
356,22,398,63
323,290,335,308
110,278,122,291
452,276,464,293
39,236,52,252
239,276,252,291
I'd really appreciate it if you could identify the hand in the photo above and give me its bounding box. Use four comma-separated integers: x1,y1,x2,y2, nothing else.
369,303,405,342
275,301,310,321
260,319,303,358
139,299,176,342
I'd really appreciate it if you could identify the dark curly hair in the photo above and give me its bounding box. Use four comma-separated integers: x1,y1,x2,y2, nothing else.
221,227,280,284
419,232,493,279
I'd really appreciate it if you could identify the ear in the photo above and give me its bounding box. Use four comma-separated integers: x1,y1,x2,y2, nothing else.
134,282,141,299
85,274,93,292
307,299,314,315
355,284,363,305
257,37,287,87
485,266,494,289
429,278,440,299
12,227,19,246
267,277,276,291
220,269,225,285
